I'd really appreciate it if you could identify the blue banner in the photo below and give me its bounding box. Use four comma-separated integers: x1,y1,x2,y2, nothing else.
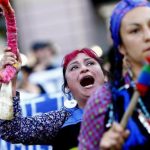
0,92,65,150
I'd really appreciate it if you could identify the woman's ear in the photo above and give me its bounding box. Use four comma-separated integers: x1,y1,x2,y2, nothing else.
104,75,108,82
118,45,126,56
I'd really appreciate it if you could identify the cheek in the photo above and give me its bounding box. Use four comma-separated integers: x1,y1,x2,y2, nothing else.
125,41,141,56
121,37,140,57
66,77,79,95
127,40,138,49
96,68,105,83
122,33,141,50
65,72,78,89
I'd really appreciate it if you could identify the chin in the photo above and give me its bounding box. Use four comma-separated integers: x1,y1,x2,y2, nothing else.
86,89,96,97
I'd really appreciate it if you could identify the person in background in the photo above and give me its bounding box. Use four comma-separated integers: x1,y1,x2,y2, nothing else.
31,41,58,72
17,65,46,96
0,48,109,150
78,0,150,149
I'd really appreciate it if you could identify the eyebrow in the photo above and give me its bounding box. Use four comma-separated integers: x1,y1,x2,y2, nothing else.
127,22,140,26
125,23,141,30
68,57,93,66
128,19,150,26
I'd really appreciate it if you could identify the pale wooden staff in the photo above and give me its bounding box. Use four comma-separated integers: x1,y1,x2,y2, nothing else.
0,0,19,120
120,90,140,129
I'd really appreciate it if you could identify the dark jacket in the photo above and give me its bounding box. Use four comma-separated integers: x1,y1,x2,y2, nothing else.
0,92,83,150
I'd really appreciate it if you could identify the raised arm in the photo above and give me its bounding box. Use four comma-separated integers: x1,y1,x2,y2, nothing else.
0,94,69,145
0,50,70,144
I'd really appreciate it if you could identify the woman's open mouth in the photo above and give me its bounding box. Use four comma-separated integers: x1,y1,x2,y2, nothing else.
80,75,95,88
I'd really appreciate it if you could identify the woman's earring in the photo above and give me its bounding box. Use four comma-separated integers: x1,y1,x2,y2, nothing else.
123,56,133,85
65,87,72,100
67,92,72,100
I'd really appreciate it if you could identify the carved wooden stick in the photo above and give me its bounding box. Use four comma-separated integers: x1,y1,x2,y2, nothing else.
120,90,140,129
0,0,18,83
0,0,18,120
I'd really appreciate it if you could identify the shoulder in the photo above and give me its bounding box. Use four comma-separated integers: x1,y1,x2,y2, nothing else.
82,83,112,121
87,82,112,107
96,82,112,95
62,104,83,128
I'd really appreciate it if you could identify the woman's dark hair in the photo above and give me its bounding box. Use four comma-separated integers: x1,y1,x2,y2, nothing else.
105,46,124,88
61,48,109,97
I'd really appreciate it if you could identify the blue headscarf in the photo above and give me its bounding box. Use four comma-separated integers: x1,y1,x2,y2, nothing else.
110,0,150,88
110,0,150,49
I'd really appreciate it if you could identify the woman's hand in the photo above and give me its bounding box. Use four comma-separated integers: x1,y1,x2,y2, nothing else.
0,47,22,96
100,122,130,150
0,47,22,72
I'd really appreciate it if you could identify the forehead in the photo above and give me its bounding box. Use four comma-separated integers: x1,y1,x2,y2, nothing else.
68,53,94,65
121,7,150,26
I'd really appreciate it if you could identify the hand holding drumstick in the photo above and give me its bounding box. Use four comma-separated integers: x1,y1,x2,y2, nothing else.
100,57,150,150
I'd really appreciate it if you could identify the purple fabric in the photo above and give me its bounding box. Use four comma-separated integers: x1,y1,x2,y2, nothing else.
110,0,150,49
78,83,111,150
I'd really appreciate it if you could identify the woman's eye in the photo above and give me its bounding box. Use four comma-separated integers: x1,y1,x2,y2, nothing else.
87,61,95,66
130,28,140,34
70,66,78,71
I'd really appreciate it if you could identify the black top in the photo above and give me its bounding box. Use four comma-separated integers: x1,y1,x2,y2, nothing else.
52,122,81,150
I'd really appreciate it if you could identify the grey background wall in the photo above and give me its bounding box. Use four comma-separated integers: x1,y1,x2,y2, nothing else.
13,0,109,56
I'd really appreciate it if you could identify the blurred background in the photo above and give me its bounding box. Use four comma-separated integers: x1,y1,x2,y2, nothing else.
0,0,120,60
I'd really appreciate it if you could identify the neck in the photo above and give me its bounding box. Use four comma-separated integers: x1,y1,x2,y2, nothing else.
77,98,88,109
130,62,143,81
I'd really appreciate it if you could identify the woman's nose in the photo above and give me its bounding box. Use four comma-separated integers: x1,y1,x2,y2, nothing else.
144,27,150,41
80,65,89,73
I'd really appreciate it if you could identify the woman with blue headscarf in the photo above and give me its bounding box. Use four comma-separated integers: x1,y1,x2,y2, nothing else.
79,0,150,149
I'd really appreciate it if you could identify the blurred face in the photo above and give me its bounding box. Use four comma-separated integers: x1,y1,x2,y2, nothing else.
65,53,105,108
34,47,53,62
120,7,150,68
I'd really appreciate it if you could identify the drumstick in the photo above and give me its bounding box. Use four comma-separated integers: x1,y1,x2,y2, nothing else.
120,90,140,129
